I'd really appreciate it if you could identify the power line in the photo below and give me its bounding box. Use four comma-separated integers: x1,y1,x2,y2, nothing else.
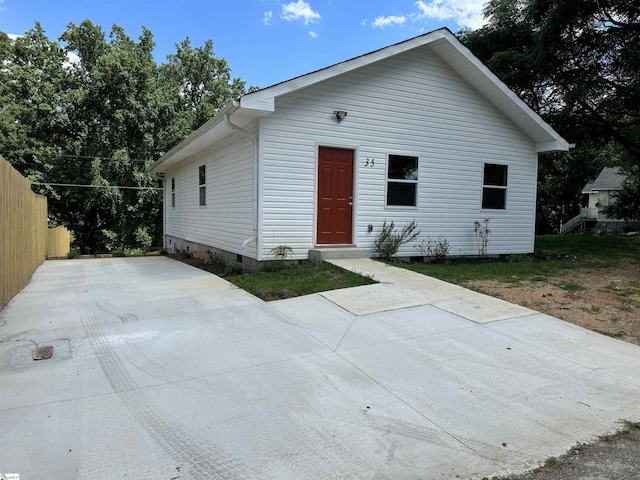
7,152,159,163
32,182,163,191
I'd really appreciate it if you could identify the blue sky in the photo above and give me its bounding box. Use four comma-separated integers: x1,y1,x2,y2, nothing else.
0,0,487,89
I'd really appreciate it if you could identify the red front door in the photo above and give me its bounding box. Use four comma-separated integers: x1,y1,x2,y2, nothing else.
317,147,354,244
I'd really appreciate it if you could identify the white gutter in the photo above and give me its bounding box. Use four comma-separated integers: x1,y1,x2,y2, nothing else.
225,102,260,260
149,101,240,172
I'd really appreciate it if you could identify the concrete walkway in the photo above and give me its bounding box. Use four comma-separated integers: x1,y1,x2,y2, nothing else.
1,257,640,479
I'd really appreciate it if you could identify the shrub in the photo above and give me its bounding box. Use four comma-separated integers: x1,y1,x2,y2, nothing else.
415,235,451,263
374,220,420,260
67,248,81,259
111,249,126,257
205,250,227,273
270,245,294,260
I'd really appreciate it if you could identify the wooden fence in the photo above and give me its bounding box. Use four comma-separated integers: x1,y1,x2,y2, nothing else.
1,156,70,309
48,226,71,258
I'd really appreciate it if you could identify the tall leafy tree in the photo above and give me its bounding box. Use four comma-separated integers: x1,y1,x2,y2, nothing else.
461,0,640,229
157,38,247,150
0,20,249,252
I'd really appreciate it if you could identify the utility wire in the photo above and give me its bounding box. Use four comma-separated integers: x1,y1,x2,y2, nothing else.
32,182,163,191
7,152,159,163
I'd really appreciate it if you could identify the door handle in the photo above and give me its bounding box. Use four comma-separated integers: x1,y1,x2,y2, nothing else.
348,202,353,206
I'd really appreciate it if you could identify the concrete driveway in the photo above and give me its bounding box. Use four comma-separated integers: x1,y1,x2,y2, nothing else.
1,257,639,479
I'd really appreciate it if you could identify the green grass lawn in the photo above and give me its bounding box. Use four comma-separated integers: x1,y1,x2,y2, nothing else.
396,233,640,285
229,261,376,301
212,233,639,301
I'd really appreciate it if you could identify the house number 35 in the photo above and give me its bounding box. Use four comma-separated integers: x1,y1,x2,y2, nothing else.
364,158,375,167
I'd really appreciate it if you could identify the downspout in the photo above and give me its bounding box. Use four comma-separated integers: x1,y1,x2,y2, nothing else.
225,104,260,260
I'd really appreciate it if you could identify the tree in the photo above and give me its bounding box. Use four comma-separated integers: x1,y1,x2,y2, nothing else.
0,20,250,252
157,38,247,150
460,0,640,229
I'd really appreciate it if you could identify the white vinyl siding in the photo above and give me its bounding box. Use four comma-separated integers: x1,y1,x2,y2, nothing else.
164,124,256,257
259,45,538,258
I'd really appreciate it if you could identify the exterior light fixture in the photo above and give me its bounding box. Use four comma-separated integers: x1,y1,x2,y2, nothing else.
333,110,348,122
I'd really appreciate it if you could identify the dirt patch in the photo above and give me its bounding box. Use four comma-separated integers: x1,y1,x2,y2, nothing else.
495,422,640,480
167,253,206,268
468,264,640,345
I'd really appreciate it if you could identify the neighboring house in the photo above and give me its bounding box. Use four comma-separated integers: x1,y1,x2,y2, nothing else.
149,28,569,268
575,166,639,233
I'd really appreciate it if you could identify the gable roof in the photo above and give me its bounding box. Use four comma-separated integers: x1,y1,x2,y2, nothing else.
582,166,626,193
150,28,570,173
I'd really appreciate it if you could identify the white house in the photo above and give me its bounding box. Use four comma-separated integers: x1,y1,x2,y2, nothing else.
149,28,569,268
579,166,639,232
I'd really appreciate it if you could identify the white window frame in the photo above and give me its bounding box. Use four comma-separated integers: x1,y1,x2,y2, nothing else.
385,154,419,208
198,165,206,207
481,163,508,210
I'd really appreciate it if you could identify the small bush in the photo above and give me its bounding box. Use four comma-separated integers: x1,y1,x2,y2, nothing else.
181,250,192,259
205,250,227,273
415,235,451,263
374,220,420,260
225,263,245,276
67,248,81,259
159,249,169,255
270,245,294,260
111,249,126,257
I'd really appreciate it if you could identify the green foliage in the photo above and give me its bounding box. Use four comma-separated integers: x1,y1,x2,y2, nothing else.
230,261,377,301
111,249,126,257
395,233,640,285
67,247,80,259
260,261,290,273
374,220,420,260
605,164,640,221
134,226,153,251
461,0,640,229
205,249,227,273
0,20,249,253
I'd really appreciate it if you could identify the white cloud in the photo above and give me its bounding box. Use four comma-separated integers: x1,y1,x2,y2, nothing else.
281,0,321,25
309,30,318,39
263,11,273,25
360,19,367,27
372,15,406,28
414,0,486,29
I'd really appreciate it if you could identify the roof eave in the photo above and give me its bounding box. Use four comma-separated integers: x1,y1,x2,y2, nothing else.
148,101,240,173
535,139,571,153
